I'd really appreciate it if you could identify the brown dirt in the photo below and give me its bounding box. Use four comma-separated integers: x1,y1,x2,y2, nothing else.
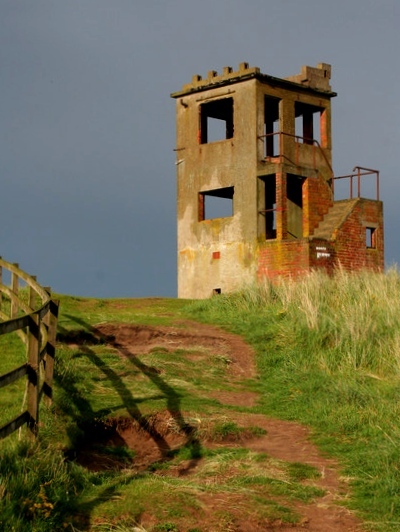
76,321,363,531
97,320,257,378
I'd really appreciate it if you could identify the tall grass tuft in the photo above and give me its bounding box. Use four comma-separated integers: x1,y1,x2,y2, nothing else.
187,268,400,530
190,267,400,377
0,438,88,531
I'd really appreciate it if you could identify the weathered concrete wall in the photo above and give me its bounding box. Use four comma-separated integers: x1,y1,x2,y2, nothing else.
172,63,383,298
175,69,259,298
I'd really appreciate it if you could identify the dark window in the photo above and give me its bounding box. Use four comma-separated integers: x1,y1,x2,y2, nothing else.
295,102,322,145
259,175,276,239
200,98,234,144
287,174,305,239
264,96,280,157
213,288,221,295
366,227,376,248
199,187,234,221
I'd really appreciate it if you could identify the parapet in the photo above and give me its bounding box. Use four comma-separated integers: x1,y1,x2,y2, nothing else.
285,63,332,91
171,62,334,98
171,62,260,97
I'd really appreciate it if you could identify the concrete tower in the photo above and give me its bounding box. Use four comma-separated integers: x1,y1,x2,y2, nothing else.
171,63,383,298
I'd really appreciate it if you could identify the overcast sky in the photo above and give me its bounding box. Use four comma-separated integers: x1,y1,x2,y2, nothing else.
0,0,398,297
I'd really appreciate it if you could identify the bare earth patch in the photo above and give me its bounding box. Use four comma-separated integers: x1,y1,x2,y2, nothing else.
77,321,362,531
97,320,257,378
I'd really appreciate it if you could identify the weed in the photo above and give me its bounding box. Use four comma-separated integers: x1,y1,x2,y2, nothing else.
153,523,179,532
0,439,89,531
93,444,135,460
211,421,242,440
287,462,321,481
248,425,267,437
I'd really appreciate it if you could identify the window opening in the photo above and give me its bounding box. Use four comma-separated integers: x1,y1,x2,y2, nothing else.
199,186,234,221
287,174,305,239
213,288,221,295
294,102,322,145
259,175,276,239
366,227,376,248
200,98,234,144
264,96,280,157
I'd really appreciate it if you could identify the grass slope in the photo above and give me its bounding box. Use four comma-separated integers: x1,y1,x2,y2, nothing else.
188,269,400,531
1,270,400,530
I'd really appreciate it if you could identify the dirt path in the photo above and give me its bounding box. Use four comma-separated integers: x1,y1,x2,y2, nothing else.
84,320,363,531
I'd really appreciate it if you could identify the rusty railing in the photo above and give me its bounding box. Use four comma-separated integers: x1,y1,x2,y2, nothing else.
333,166,380,201
258,131,334,178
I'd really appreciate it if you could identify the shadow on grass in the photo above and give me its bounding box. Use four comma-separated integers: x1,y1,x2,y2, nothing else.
55,315,202,529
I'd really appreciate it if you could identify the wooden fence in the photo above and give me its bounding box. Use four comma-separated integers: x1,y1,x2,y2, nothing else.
0,259,59,440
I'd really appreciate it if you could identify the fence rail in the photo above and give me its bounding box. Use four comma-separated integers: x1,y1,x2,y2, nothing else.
0,259,59,440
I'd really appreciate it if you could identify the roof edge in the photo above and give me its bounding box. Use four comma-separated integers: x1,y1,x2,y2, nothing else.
171,62,337,99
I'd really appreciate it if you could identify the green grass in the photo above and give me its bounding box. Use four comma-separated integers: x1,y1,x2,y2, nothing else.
0,332,29,427
0,438,89,531
187,268,400,531
57,295,188,329
3,271,400,529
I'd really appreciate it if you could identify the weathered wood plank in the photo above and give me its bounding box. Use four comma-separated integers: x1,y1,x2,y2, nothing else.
0,263,2,311
44,299,59,405
10,265,19,318
0,315,30,335
0,411,29,440
0,363,28,388
0,259,49,303
0,259,59,441
27,313,40,438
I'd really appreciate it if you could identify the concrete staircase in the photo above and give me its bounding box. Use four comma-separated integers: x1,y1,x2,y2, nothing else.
312,198,359,240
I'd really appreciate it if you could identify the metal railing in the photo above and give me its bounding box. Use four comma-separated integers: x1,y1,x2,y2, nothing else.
333,166,380,201
258,134,380,202
258,131,334,178
0,259,59,440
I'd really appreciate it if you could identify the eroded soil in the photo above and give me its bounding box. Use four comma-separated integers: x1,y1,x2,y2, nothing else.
74,321,362,531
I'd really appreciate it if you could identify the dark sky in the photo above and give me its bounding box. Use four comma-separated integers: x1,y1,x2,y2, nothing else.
0,0,398,297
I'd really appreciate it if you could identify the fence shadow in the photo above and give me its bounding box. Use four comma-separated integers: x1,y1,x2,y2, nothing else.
55,314,202,529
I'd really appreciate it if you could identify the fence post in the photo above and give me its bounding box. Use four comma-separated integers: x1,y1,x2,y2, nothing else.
0,258,2,312
11,264,19,318
29,276,37,311
27,313,40,438
44,299,59,406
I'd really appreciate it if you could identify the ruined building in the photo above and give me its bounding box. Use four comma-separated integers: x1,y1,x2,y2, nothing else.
171,63,383,298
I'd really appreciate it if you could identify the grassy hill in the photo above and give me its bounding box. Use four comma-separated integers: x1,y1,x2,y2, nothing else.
1,269,400,531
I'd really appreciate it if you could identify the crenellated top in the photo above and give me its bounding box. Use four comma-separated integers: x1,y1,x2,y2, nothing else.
186,62,259,89
171,62,335,98
285,63,332,91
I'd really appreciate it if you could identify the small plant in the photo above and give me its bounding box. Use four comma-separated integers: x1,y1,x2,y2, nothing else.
0,439,88,531
153,523,179,532
248,425,267,437
287,462,320,481
94,444,135,460
211,421,242,441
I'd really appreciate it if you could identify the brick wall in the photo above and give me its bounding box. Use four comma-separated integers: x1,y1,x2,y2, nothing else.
257,239,311,280
257,197,383,282
304,175,333,236
333,199,384,271
309,239,336,274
